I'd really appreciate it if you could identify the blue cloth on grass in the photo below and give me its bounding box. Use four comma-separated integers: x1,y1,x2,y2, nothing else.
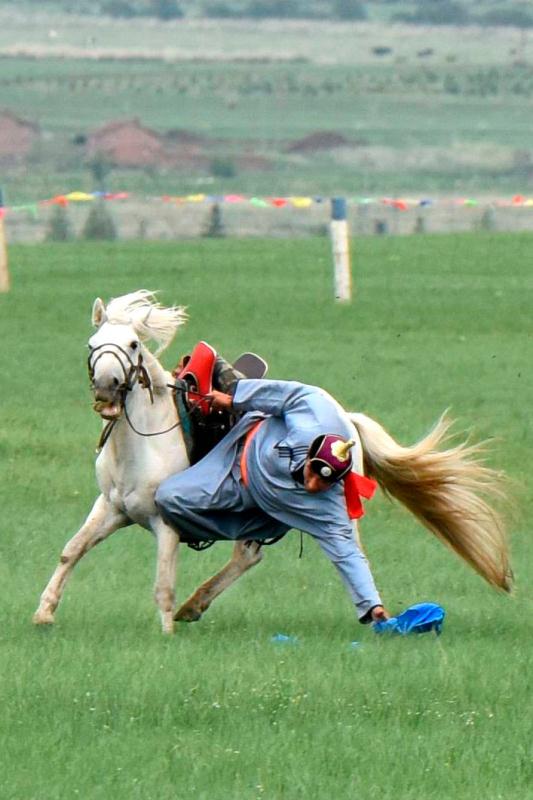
373,603,445,635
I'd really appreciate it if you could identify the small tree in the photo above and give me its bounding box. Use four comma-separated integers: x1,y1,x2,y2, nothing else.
102,0,137,17
480,8,533,29
82,200,118,241
413,215,427,235
151,0,184,20
209,157,237,178
479,207,496,232
45,204,73,242
202,203,226,238
333,0,367,21
203,2,239,17
87,152,114,193
513,149,533,178
395,0,469,26
245,0,302,19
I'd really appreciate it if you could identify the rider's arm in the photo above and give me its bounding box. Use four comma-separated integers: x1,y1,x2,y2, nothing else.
312,520,385,623
232,379,320,417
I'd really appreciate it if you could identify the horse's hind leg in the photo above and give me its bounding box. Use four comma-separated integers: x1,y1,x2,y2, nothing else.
33,494,128,625
174,540,263,622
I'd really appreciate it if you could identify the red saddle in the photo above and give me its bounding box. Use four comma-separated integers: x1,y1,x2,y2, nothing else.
174,342,268,418
175,341,217,416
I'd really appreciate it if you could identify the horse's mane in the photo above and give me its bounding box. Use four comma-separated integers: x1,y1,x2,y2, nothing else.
105,290,187,355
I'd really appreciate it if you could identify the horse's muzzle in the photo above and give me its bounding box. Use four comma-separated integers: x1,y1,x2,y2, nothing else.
93,391,123,420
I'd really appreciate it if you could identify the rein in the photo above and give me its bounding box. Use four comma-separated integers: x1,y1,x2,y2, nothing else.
122,389,206,438
88,342,210,450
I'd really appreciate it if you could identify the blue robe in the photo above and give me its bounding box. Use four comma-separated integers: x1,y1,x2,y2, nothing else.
155,380,382,620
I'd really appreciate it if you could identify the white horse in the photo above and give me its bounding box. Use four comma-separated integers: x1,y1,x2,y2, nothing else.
33,290,511,634
33,290,266,633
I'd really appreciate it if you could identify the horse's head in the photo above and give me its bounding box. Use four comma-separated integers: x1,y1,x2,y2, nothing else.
88,299,146,420
87,291,187,421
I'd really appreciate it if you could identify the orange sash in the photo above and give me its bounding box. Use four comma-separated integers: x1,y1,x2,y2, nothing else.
240,420,264,488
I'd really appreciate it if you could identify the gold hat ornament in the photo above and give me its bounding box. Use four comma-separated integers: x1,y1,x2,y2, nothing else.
331,438,356,462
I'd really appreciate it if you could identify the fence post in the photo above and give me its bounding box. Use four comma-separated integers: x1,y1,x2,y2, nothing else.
0,187,9,293
330,196,351,303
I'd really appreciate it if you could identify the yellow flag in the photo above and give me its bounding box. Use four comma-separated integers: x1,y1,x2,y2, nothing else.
65,191,94,202
290,197,313,208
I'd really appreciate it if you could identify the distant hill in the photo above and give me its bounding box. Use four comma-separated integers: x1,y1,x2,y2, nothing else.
1,0,532,28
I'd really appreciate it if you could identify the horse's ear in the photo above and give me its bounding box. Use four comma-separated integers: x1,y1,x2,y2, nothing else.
141,306,153,330
92,297,107,328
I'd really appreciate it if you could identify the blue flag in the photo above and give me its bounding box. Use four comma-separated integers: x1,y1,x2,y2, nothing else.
373,603,445,635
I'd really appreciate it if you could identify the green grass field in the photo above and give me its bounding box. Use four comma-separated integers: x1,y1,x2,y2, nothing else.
0,234,532,799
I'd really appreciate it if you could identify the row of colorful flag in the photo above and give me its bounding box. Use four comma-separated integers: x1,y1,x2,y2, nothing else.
1,191,533,217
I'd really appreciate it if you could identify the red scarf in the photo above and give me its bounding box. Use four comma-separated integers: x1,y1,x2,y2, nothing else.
344,471,378,519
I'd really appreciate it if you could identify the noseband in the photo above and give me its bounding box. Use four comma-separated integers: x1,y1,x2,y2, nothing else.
88,342,154,405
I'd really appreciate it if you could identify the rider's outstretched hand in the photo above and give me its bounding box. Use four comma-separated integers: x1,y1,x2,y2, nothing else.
371,605,390,622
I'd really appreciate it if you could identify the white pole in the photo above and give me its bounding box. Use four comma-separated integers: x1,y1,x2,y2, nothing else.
0,188,9,293
330,197,351,303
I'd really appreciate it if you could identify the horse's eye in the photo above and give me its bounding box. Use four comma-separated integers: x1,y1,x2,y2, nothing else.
130,341,138,350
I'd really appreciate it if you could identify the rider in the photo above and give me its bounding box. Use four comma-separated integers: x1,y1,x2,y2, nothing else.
155,379,389,624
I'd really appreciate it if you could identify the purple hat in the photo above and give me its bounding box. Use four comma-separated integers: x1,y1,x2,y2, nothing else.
308,434,356,482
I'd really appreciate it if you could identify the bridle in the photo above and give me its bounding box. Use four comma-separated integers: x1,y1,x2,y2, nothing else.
88,341,188,450
88,341,154,405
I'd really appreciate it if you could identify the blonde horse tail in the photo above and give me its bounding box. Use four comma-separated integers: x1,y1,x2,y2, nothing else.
349,412,512,593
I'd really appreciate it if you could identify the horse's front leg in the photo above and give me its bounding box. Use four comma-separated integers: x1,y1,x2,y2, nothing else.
175,540,263,623
151,516,179,634
33,494,128,626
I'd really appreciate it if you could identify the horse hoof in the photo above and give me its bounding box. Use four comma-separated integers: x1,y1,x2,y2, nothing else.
33,610,55,625
174,605,202,623
162,620,175,635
